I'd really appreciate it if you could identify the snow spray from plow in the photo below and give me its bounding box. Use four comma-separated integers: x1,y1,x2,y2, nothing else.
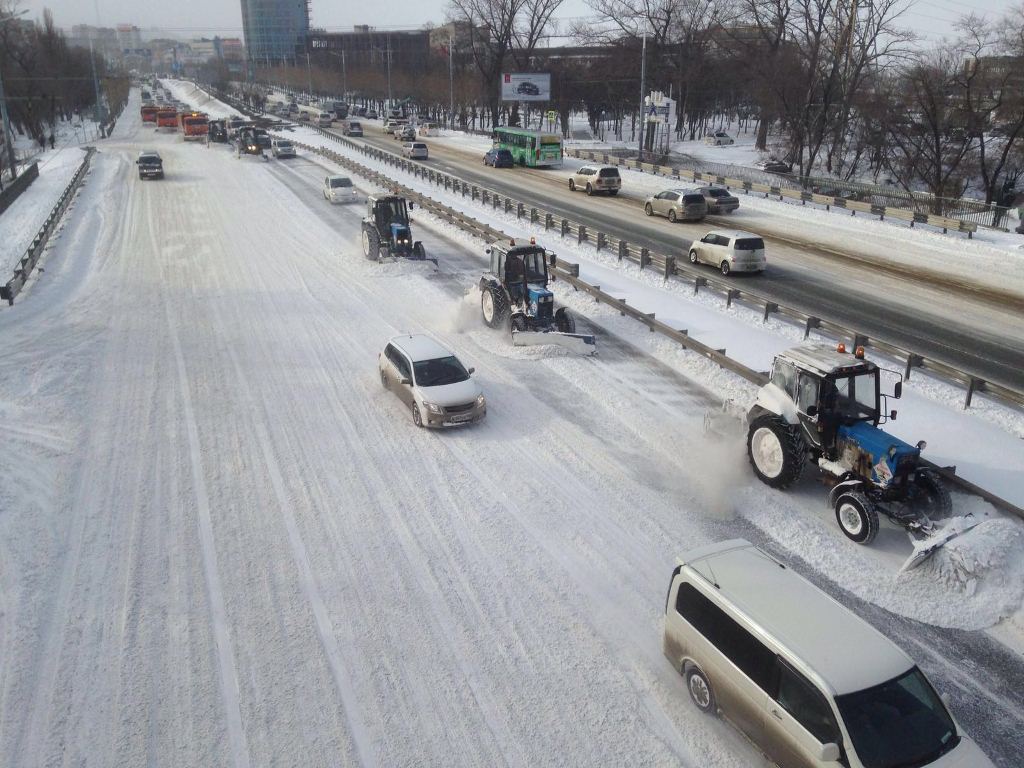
281,134,1024,573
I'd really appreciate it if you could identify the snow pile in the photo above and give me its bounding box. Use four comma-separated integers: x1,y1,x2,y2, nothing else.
905,517,1024,599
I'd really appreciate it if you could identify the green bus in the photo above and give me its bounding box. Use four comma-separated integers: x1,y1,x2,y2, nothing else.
492,126,562,167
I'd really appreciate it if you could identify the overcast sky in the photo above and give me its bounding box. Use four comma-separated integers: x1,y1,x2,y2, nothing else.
15,0,1022,46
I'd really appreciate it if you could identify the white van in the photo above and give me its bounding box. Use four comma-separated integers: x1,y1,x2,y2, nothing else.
663,540,994,768
316,113,333,128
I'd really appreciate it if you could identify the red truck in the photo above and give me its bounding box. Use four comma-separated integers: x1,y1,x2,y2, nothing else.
181,111,209,141
140,105,159,124
156,109,178,130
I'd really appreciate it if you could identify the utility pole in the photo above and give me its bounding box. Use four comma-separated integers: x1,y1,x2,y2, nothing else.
637,32,647,160
342,50,347,99
90,0,104,128
386,35,393,107
448,32,454,130
306,51,312,96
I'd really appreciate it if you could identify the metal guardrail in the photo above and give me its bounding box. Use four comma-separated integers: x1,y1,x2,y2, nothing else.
297,123,1022,413
280,131,1024,522
567,148,980,238
1,148,95,305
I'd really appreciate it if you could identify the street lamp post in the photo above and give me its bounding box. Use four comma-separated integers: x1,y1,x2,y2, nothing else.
1,9,29,178
448,32,454,130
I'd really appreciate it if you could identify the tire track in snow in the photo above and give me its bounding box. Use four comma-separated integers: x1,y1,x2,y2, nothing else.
145,194,252,768
203,274,378,768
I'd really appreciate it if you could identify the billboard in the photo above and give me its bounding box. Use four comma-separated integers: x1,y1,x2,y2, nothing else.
501,73,550,102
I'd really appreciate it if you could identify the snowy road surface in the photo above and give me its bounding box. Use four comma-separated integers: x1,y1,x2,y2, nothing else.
0,95,1021,767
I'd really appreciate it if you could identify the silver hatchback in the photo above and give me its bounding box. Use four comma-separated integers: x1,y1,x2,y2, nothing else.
688,229,766,275
645,189,708,222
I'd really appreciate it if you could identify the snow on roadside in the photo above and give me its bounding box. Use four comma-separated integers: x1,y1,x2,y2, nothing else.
163,79,243,120
0,147,89,276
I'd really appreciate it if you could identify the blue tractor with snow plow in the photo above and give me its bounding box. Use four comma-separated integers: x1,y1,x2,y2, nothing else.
360,195,433,264
745,342,970,567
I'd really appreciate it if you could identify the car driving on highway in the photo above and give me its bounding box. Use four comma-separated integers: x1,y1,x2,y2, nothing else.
402,142,429,160
323,175,359,204
694,186,740,214
136,150,164,180
568,165,621,196
689,229,766,275
378,335,486,428
484,148,514,168
343,121,363,137
271,139,296,159
645,189,708,222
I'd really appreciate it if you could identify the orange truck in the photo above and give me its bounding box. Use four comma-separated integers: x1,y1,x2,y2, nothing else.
140,105,160,123
156,109,178,130
181,111,209,141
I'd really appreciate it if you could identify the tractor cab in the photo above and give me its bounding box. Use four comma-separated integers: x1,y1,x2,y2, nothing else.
489,242,553,319
369,195,412,246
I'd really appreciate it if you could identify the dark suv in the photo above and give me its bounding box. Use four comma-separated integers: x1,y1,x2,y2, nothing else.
136,151,164,180
484,148,514,168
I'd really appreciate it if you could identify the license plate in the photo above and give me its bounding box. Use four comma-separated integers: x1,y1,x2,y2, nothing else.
447,414,472,424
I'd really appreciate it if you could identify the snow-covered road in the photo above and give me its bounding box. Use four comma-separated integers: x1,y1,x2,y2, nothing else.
0,95,1020,767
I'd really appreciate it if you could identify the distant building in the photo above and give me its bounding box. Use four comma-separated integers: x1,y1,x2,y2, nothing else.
239,0,310,65
307,26,431,71
116,24,142,52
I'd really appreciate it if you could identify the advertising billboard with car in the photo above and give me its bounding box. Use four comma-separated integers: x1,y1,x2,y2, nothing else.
500,73,551,102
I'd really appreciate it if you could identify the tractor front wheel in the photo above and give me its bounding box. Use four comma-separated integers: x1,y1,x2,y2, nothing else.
834,491,880,545
747,416,805,488
481,286,508,328
910,470,953,521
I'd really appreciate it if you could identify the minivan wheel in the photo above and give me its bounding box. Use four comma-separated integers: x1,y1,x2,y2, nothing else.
644,203,653,216
380,369,389,389
720,261,731,276
689,249,699,265
586,183,593,196
411,402,424,428
668,209,677,223
568,179,575,191
686,667,716,715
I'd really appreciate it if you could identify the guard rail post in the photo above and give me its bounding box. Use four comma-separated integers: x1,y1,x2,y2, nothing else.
618,241,627,261
578,225,587,244
664,254,675,281
596,232,606,252
640,248,650,270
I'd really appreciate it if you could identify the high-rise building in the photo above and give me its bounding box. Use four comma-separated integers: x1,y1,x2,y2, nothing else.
239,0,310,66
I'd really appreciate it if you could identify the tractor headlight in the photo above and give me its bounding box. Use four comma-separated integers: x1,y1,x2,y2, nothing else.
475,394,486,408
888,445,897,458
423,401,443,415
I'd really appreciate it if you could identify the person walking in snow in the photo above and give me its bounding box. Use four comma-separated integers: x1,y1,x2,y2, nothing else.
48,134,55,149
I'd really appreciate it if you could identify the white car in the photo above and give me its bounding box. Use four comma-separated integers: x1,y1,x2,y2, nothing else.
323,175,358,204
704,131,735,146
688,229,766,275
378,334,486,428
298,110,310,122
271,139,296,158
402,142,429,160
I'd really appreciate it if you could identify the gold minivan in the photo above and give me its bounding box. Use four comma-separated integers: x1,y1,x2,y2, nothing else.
663,540,995,768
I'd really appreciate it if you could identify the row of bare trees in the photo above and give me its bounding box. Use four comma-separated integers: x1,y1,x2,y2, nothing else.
1,2,114,178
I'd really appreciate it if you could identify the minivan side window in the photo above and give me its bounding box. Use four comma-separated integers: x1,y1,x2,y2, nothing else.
675,582,776,691
775,661,840,745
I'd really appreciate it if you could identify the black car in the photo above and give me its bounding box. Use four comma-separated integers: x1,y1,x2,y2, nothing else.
208,119,228,143
484,148,514,168
516,81,540,96
136,151,164,180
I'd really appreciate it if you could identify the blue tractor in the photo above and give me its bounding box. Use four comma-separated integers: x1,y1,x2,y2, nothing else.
360,195,432,263
746,343,960,562
479,239,596,355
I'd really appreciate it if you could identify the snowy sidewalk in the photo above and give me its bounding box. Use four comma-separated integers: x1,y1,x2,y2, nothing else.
0,147,90,276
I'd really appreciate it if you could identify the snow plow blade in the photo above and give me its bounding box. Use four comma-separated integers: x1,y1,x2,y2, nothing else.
900,514,984,572
511,329,597,355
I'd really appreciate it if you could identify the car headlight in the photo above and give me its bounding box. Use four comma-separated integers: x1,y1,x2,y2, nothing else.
475,394,486,407
423,401,443,415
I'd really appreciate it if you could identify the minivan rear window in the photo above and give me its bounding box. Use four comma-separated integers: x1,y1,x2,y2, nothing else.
684,194,705,205
675,582,775,691
599,168,620,178
735,238,765,251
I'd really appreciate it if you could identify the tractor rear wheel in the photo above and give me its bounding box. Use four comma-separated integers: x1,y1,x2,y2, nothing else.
747,415,805,488
481,286,508,328
910,470,953,520
834,491,880,545
361,227,378,260
555,307,576,334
